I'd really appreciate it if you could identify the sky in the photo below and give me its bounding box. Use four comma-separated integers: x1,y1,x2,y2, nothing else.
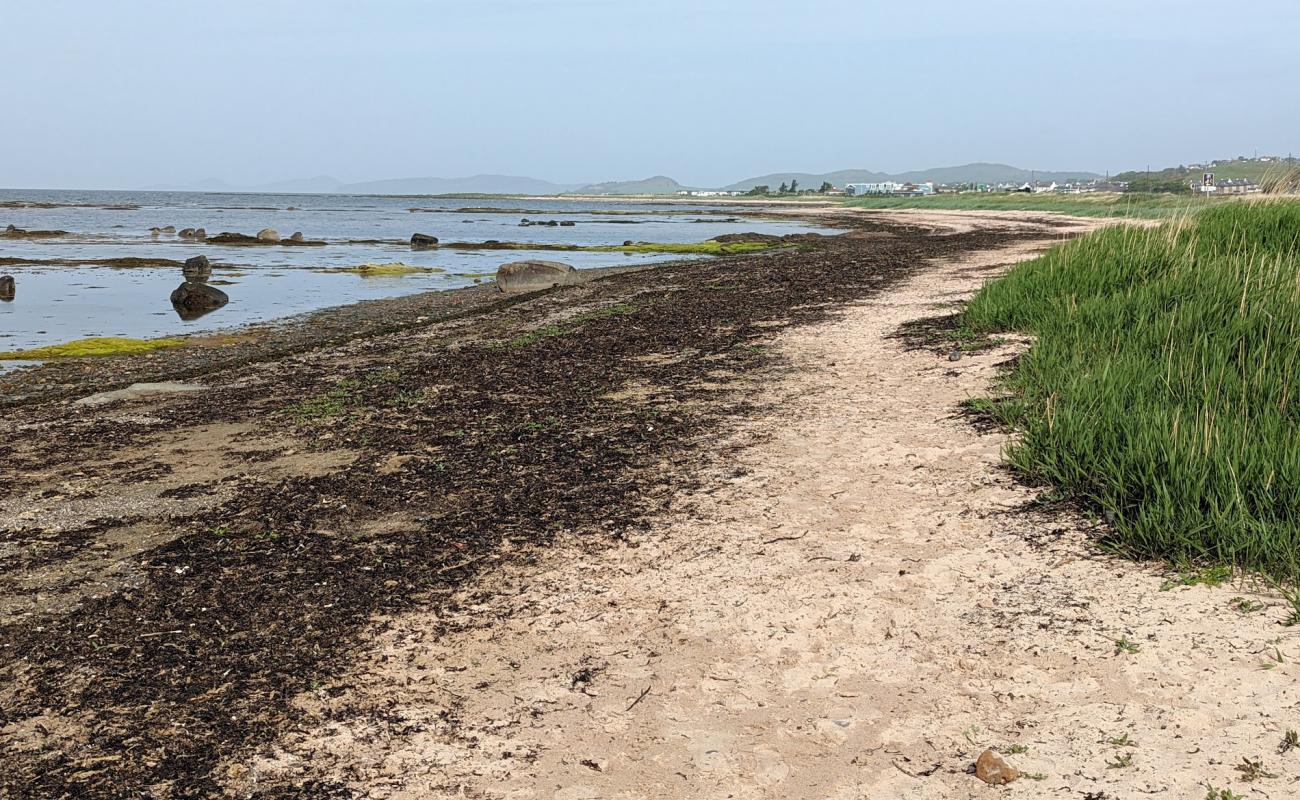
3,0,1298,189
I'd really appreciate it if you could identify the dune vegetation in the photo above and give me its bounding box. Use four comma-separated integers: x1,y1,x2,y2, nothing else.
963,199,1300,581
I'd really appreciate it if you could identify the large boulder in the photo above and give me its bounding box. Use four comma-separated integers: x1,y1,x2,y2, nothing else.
495,260,579,293
182,255,212,283
410,233,439,248
170,281,229,320
256,228,280,242
0,275,14,301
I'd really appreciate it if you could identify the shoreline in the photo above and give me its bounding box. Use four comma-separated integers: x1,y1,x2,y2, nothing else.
0,211,1056,795
0,206,850,409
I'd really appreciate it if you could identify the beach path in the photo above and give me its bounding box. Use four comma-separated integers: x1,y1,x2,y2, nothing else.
227,214,1297,799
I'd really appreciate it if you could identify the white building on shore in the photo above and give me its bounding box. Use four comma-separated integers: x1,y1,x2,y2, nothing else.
844,182,935,197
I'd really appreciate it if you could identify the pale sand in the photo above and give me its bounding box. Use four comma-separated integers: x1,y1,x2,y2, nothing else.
227,213,1299,798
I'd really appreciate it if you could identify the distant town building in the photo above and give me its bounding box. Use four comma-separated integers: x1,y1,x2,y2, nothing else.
1216,178,1261,195
844,181,935,197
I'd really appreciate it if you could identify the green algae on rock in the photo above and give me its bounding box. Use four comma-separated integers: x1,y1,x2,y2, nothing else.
0,336,187,360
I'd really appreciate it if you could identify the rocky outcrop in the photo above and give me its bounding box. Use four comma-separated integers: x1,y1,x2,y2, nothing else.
2,225,68,239
495,260,579,293
712,232,783,245
256,228,280,242
207,232,273,245
171,253,226,319
182,255,212,282
0,275,14,301
410,233,439,249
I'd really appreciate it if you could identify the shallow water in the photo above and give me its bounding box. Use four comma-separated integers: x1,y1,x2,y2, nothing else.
0,190,830,353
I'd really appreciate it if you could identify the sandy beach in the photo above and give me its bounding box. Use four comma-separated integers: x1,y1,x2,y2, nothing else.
3,210,1296,798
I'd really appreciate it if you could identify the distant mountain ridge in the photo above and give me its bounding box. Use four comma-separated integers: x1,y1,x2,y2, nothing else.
144,162,1104,196
568,175,691,195
723,163,1103,192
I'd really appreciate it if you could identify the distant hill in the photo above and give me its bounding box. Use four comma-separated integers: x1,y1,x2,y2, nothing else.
1114,157,1299,190
255,175,345,194
725,163,1102,192
890,163,1102,185
142,162,1114,197
722,170,889,192
569,176,690,195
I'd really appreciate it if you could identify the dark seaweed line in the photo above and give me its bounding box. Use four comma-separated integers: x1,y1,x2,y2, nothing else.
0,225,1033,798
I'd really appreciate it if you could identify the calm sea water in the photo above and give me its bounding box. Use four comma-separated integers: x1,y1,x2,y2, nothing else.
0,190,832,354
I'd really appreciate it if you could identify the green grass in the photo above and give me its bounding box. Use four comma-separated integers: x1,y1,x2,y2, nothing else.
0,336,187,359
963,199,1300,582
843,191,1217,218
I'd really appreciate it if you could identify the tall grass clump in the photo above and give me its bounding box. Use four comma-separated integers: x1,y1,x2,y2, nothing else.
965,199,1300,580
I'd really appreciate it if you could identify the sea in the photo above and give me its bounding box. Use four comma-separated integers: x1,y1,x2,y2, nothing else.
0,189,834,356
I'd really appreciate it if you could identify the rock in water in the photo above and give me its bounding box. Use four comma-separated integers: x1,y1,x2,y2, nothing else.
975,749,1019,785
170,281,229,320
495,260,579,293
410,233,439,248
256,228,280,242
0,275,14,301
182,255,212,283
712,232,783,244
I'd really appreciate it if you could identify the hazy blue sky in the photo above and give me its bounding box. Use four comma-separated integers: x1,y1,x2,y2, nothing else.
4,0,1297,189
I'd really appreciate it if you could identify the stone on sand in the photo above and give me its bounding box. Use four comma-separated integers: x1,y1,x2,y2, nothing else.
495,260,579,294
975,749,1019,785
74,382,208,407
